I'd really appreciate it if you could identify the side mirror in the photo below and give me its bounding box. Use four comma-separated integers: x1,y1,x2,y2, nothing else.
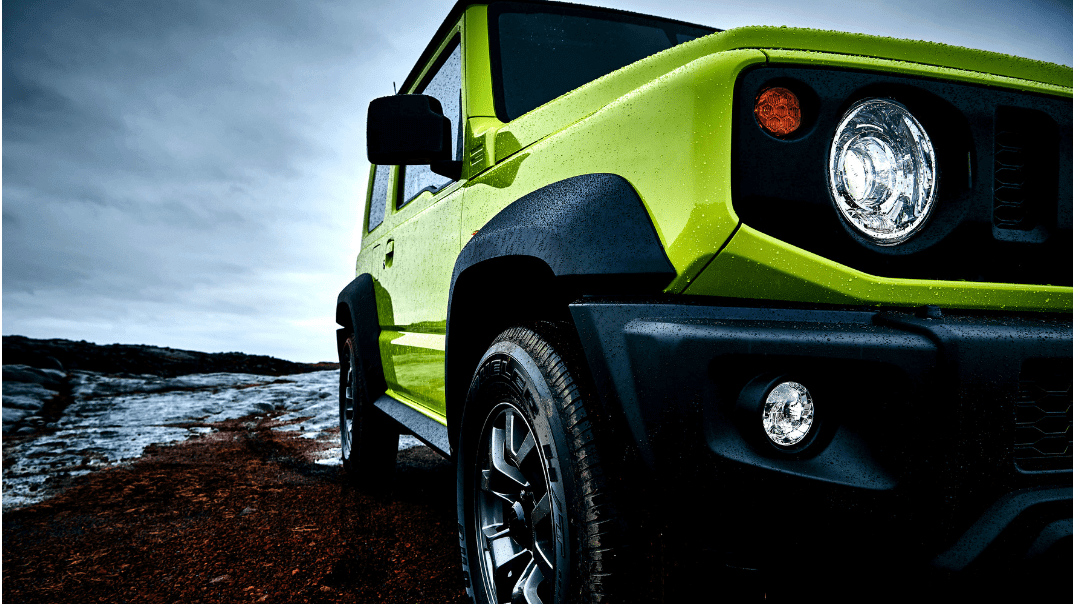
367,95,452,166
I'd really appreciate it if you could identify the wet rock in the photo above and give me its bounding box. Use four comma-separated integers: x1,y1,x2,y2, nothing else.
3,383,54,411
3,369,340,510
3,408,33,431
3,364,67,435
3,365,66,388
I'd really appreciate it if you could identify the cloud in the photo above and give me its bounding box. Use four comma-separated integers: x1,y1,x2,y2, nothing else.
3,0,1069,363
2,0,406,360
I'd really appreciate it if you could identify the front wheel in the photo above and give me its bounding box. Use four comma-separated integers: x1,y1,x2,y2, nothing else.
457,325,636,604
339,335,398,489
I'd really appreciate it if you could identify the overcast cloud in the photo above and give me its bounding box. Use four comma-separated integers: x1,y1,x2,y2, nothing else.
3,0,1070,362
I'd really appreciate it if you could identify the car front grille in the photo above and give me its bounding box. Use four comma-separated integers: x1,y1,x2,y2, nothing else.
992,106,1060,243
1014,358,1072,472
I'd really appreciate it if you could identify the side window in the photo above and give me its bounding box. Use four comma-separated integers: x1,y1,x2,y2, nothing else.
367,164,390,232
400,40,462,207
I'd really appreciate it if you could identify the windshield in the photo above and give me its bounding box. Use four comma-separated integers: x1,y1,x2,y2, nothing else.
489,2,716,122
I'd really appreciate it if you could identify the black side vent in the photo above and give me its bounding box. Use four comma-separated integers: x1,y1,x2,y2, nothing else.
993,107,1059,243
1014,358,1072,473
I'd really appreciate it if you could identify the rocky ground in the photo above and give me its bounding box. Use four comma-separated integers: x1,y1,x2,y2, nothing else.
2,335,336,439
2,336,459,603
2,368,347,509
3,413,465,603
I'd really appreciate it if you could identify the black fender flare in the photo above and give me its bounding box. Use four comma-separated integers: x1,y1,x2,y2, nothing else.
335,273,387,400
445,173,677,448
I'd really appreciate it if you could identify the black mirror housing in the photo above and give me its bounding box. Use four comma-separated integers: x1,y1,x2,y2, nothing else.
367,95,453,165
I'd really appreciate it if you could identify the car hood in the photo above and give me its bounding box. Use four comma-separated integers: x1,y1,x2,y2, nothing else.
709,26,1071,88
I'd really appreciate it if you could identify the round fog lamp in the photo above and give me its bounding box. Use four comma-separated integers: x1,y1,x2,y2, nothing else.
762,381,814,447
828,98,937,245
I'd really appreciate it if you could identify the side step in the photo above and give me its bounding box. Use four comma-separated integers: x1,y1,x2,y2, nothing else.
373,394,451,457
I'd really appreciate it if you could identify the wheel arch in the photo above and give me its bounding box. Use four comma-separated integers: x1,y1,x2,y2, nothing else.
335,273,387,400
445,172,677,451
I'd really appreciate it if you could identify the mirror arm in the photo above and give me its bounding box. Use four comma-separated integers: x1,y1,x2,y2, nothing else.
431,160,463,180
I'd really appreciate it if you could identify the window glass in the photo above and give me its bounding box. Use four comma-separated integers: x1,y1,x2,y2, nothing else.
401,41,463,207
367,164,389,231
676,32,705,44
491,4,715,121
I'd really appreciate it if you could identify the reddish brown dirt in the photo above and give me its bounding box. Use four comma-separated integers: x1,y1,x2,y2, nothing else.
2,415,467,604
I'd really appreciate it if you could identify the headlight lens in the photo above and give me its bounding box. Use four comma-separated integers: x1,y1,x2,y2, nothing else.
828,98,937,245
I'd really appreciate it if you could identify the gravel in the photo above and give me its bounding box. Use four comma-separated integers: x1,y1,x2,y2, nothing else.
2,413,466,603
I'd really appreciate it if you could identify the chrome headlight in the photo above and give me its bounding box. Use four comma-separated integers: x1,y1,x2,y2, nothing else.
828,98,937,245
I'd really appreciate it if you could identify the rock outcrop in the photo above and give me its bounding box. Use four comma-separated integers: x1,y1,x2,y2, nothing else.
3,335,335,378
2,336,338,436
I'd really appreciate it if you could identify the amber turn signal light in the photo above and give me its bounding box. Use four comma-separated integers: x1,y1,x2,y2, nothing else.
754,87,801,137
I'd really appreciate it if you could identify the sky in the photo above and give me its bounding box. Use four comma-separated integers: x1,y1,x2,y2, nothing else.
2,0,1071,363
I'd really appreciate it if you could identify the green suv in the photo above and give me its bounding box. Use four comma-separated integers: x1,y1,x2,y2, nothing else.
336,1,1072,600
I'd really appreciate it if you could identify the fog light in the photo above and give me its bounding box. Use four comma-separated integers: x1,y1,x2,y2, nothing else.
762,381,814,447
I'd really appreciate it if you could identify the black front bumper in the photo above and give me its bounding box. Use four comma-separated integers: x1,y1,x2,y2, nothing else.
570,301,1072,578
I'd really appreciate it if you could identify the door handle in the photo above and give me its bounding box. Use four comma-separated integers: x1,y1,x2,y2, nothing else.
384,239,395,269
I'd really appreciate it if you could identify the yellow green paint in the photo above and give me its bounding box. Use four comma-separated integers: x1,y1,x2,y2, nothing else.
684,226,1073,312
357,5,1073,415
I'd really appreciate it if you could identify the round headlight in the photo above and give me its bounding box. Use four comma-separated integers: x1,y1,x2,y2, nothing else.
762,381,814,447
828,98,937,245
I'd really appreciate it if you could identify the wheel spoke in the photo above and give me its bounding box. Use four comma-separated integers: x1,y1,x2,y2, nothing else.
505,409,520,455
521,561,545,604
530,492,550,526
490,426,529,490
345,364,354,402
481,470,516,505
512,432,536,468
482,522,511,540
510,558,539,604
340,357,355,457
493,550,531,601
529,493,555,577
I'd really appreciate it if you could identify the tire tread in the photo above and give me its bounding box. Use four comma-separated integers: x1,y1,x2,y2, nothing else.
486,323,628,604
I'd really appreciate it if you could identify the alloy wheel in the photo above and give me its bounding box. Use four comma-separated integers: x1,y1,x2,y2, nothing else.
339,340,356,461
474,403,555,604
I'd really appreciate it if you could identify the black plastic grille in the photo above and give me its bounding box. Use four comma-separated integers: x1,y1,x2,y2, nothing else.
992,106,1059,242
993,131,1031,229
1014,359,1072,472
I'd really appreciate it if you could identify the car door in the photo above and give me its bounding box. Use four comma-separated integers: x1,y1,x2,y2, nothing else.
375,36,465,419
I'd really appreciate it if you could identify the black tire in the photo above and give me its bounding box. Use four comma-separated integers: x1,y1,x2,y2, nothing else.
457,324,632,604
340,334,399,489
